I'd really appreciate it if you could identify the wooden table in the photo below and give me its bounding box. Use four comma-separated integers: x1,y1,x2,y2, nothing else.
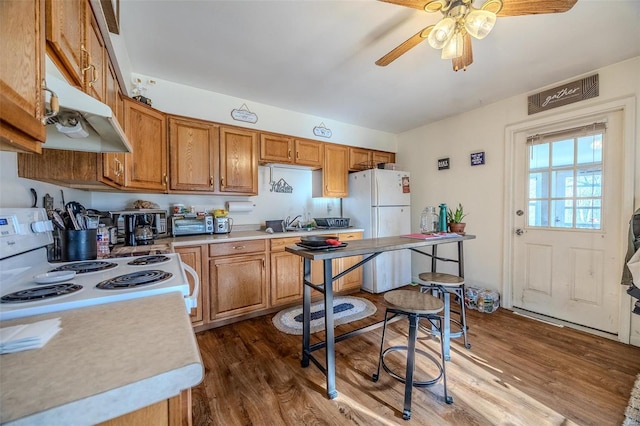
286,234,476,399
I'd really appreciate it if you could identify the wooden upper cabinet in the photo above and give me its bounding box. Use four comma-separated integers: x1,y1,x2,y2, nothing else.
294,139,323,169
349,147,372,171
259,133,292,164
84,7,106,102
314,144,348,198
219,126,258,195
45,0,85,87
373,150,395,167
0,0,46,153
169,116,219,192
123,98,168,192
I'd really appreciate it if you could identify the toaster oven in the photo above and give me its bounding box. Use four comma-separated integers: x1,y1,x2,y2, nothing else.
170,215,214,236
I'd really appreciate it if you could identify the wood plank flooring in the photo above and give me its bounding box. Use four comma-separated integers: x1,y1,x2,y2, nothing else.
192,289,640,425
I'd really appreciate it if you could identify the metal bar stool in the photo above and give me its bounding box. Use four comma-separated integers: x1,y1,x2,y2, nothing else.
418,272,471,360
372,289,453,421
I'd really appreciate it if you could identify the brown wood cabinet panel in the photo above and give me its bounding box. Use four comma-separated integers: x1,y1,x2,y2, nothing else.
219,126,258,195
45,0,85,87
98,389,191,426
123,98,168,191
270,237,304,306
294,139,323,168
310,232,362,293
316,144,348,198
169,117,218,192
208,240,266,257
102,65,125,187
372,150,394,167
259,133,292,164
174,245,206,325
348,147,371,171
0,0,46,153
209,254,267,320
84,8,105,102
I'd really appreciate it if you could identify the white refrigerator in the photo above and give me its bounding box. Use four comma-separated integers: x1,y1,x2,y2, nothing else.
342,169,412,293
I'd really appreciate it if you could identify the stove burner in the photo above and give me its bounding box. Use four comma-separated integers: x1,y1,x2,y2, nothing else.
127,255,170,266
96,270,173,290
1,283,83,303
49,261,118,274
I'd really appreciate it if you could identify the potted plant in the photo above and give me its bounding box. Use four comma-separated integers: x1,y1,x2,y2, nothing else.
447,203,467,234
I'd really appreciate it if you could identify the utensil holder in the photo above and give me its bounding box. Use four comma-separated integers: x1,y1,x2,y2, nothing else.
60,229,98,261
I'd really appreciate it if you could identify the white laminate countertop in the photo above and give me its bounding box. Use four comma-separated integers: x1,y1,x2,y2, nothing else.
0,292,203,425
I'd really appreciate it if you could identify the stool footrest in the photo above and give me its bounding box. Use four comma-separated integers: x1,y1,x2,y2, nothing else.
381,346,443,387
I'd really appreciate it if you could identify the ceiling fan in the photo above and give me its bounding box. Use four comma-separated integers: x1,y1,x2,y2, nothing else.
376,0,578,71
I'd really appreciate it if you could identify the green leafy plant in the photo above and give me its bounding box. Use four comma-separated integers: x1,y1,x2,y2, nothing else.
447,203,467,223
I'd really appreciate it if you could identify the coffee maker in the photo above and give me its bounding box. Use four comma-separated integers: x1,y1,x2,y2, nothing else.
123,214,155,246
111,209,167,244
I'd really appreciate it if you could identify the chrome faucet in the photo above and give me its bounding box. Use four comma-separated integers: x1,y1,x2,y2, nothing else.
285,215,301,229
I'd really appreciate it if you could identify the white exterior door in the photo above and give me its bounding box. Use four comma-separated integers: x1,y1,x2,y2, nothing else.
512,111,623,333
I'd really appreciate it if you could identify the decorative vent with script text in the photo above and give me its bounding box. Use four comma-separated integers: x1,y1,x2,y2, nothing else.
528,74,598,115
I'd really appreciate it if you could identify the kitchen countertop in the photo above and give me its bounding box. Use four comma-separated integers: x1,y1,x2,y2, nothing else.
0,292,203,425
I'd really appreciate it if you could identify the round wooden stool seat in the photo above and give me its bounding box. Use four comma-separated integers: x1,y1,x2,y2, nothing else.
418,272,464,287
384,290,444,315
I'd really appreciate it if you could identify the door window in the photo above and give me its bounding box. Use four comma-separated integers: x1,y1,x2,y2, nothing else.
527,123,606,230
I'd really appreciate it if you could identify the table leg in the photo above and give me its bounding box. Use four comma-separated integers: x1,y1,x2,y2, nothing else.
323,258,338,399
443,290,451,361
301,258,311,368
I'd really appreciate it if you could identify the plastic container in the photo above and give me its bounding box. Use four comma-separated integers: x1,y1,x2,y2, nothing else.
96,224,110,259
465,286,500,313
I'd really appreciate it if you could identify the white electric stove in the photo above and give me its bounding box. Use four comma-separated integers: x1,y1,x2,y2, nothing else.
0,208,197,322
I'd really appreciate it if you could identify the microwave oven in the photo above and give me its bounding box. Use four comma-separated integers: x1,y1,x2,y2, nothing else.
111,209,168,243
170,215,214,236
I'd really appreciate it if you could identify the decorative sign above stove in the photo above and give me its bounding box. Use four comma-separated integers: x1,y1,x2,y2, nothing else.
231,104,258,123
528,74,598,115
313,122,332,138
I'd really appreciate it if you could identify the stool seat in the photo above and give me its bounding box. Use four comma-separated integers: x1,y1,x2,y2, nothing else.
418,272,464,286
384,290,444,315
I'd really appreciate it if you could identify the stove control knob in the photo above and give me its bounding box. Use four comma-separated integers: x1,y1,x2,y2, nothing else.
31,220,54,233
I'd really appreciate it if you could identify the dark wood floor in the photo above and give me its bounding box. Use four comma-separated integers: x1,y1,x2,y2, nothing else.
192,290,640,425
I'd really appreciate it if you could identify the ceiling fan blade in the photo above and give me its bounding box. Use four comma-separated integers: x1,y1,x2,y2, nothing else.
494,0,578,16
375,26,434,66
378,0,435,11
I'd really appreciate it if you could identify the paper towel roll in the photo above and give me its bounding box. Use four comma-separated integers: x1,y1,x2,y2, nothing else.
227,201,254,212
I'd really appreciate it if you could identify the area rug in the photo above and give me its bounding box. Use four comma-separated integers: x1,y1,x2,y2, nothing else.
624,374,640,425
272,296,377,335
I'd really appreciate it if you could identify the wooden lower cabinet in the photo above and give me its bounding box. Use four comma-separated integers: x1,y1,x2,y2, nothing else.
270,237,303,307
208,240,267,321
98,388,191,426
174,245,206,326
310,232,363,293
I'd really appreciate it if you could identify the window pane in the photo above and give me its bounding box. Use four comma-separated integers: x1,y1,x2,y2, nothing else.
576,199,601,229
551,199,573,228
529,144,549,169
528,200,549,227
576,167,602,197
528,172,549,198
551,169,574,198
551,139,574,167
577,135,602,165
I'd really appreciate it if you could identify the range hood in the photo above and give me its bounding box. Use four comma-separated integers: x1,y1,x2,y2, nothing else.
43,73,133,153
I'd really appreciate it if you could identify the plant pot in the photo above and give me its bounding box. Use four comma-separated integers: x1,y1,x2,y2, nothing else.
448,222,466,235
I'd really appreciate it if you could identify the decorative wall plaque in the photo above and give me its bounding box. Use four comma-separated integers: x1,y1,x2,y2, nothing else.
438,158,450,170
313,122,332,138
470,151,485,166
270,178,293,193
231,104,258,123
528,74,598,115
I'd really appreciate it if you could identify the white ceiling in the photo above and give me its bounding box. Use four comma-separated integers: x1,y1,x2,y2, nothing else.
118,0,640,134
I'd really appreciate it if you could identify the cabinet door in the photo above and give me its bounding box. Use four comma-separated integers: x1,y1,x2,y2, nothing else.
101,62,124,186
123,98,168,191
98,389,190,426
294,139,323,168
209,254,267,320
270,237,304,307
322,144,349,198
349,147,372,171
84,7,106,102
169,117,218,192
0,0,46,153
174,246,205,325
219,126,258,195
45,0,85,87
260,133,292,164
372,151,394,167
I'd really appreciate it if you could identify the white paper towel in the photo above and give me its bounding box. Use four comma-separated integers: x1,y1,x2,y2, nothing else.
227,201,254,212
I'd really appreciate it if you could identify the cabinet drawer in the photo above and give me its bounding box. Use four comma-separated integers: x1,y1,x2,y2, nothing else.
270,237,302,252
339,232,362,241
209,239,266,257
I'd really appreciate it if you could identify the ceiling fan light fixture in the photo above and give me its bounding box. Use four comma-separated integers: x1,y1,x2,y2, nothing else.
427,17,456,49
464,9,497,39
441,30,463,59
452,32,473,71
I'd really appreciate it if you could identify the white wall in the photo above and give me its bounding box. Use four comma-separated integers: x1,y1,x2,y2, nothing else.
398,57,640,345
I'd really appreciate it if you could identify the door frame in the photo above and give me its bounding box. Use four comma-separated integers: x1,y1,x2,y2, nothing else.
503,96,636,343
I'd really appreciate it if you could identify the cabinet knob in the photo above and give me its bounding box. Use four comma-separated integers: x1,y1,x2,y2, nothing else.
288,150,291,159
220,177,225,188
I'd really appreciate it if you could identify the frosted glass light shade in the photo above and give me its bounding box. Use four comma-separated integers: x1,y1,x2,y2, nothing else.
441,31,463,59
464,9,496,39
428,17,456,49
